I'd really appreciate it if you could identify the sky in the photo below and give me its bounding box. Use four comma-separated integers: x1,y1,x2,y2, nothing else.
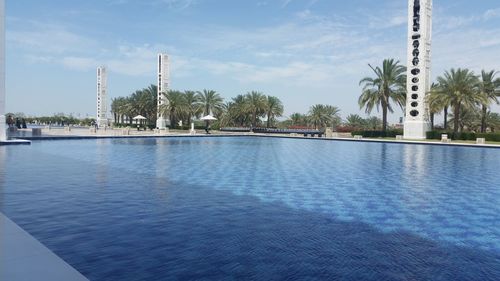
5,0,500,123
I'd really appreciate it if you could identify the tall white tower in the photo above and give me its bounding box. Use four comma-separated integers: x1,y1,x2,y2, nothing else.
156,53,170,129
404,0,432,139
0,0,6,141
96,66,108,128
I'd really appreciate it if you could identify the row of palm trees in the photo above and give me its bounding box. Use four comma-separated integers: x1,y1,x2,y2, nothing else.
359,59,500,133
111,87,286,128
281,105,341,129
428,69,500,133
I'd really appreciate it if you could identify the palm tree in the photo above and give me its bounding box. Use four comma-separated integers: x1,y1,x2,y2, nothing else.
435,68,486,133
426,82,445,130
289,113,305,126
485,112,500,132
477,70,500,133
308,104,340,129
245,91,267,127
265,96,284,128
138,85,158,125
111,97,129,125
198,89,224,116
323,105,341,129
359,58,406,131
184,90,202,126
159,90,186,128
427,87,450,130
229,95,250,126
345,114,366,129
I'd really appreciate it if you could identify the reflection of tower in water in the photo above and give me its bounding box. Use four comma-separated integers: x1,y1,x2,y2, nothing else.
95,139,109,186
154,139,171,201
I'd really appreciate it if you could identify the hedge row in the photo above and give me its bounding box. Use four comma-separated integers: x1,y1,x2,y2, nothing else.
426,131,500,142
351,130,403,138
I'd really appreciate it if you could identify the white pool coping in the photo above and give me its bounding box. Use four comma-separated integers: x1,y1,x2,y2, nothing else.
0,212,88,281
0,139,31,145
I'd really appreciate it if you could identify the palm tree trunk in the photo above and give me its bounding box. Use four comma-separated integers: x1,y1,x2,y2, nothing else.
481,105,487,133
267,112,271,128
453,104,460,134
382,104,388,132
443,106,448,130
430,112,435,130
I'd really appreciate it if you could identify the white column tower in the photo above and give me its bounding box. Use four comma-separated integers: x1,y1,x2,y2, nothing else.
404,0,432,139
0,0,6,141
96,66,108,128
156,53,170,129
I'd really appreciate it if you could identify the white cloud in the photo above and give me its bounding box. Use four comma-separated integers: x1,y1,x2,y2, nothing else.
155,0,197,10
281,0,292,8
62,57,99,71
7,23,97,54
483,8,500,20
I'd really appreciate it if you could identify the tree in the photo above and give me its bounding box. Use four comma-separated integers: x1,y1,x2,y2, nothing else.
198,89,224,116
159,90,186,128
485,112,500,132
426,82,445,130
289,113,306,127
345,114,366,129
265,96,284,128
308,104,340,129
435,68,486,133
477,70,500,133
245,91,267,127
184,90,202,126
227,95,250,126
359,58,406,132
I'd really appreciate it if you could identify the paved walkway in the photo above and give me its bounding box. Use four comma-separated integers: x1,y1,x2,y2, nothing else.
0,212,88,281
7,127,500,149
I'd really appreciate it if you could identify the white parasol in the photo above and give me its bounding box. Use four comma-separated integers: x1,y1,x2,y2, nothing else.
200,115,217,121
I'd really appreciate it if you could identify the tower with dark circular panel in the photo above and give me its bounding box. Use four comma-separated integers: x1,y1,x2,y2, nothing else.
404,0,432,139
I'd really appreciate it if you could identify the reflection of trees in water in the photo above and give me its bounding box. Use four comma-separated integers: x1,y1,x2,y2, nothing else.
0,148,5,207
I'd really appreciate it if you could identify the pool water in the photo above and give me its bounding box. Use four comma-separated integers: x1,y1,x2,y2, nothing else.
1,137,499,280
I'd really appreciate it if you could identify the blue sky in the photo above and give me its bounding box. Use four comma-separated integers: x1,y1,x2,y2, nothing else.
5,0,500,122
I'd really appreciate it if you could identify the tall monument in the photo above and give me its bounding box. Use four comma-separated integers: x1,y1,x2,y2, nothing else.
96,66,108,127
404,0,432,139
156,53,170,129
0,0,6,141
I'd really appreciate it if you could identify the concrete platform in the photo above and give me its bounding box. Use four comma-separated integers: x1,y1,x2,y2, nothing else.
0,212,88,281
0,139,31,145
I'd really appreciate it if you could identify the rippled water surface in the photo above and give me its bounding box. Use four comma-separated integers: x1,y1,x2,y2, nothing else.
1,137,499,280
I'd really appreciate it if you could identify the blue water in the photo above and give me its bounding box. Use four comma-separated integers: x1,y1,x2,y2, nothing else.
1,137,499,280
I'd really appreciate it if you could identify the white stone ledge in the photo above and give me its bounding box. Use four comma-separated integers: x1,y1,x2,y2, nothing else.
0,213,88,281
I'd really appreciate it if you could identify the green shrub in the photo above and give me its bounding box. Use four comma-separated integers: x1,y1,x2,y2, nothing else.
351,130,403,138
426,131,500,142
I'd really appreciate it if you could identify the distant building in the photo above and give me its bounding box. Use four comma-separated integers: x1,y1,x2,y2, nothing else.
156,53,170,129
96,66,108,127
404,0,433,139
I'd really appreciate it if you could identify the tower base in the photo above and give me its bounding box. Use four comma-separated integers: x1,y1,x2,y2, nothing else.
156,117,170,129
97,118,108,128
404,120,430,140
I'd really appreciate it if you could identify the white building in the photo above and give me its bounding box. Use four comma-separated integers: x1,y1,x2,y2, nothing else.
404,0,433,139
0,0,6,141
156,53,170,129
96,66,108,127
